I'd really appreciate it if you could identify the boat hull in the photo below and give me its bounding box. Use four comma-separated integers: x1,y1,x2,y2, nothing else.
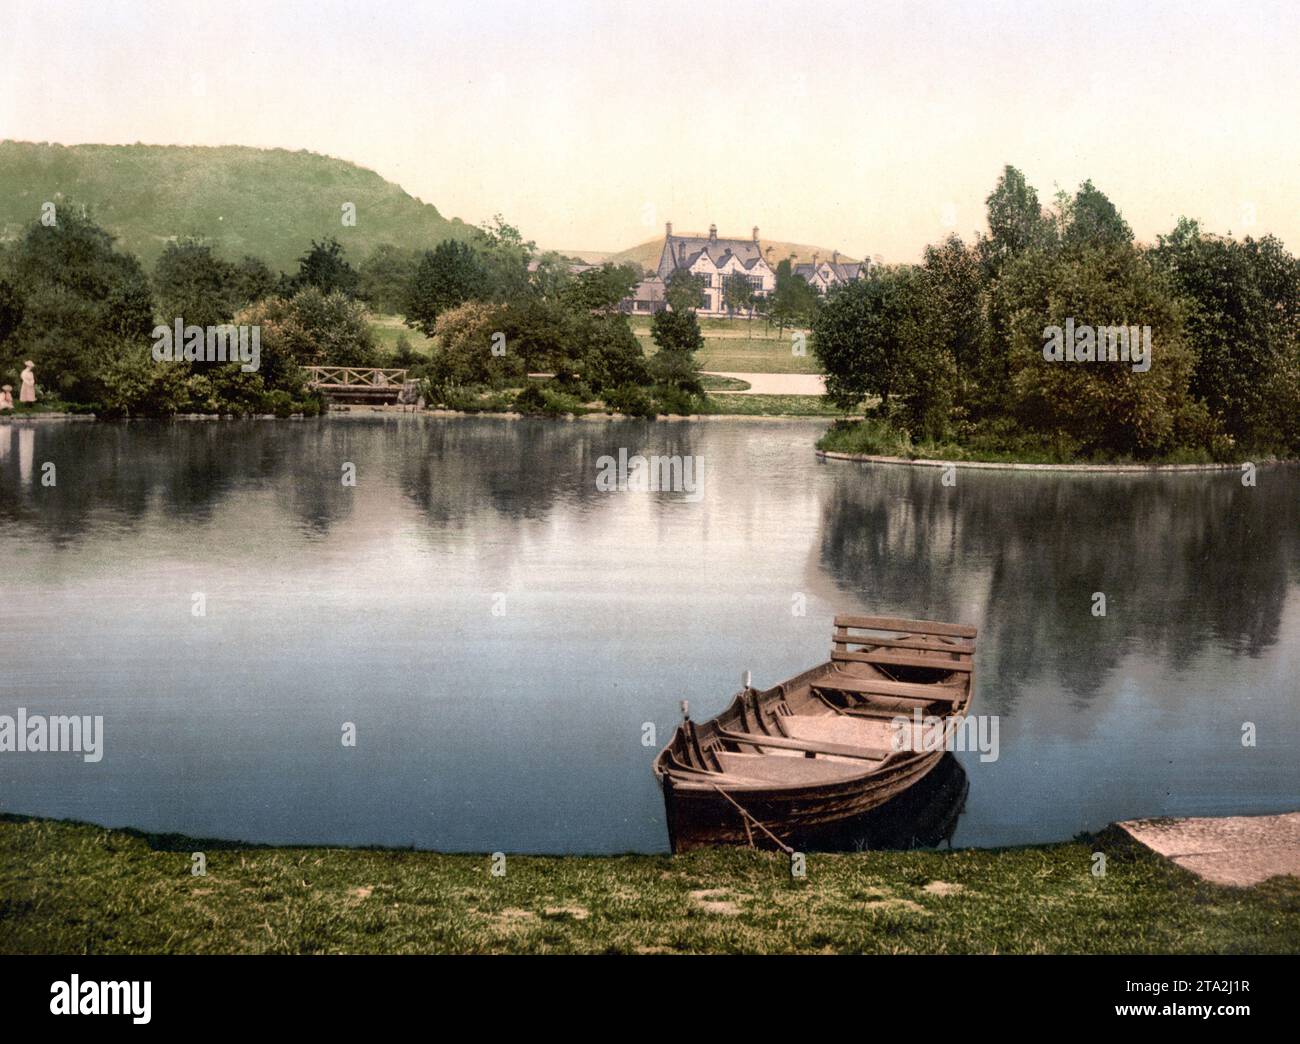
663,747,948,852
663,749,968,852
653,615,978,853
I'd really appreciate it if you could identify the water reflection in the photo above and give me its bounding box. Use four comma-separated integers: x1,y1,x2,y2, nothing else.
0,417,1296,852
816,463,1299,710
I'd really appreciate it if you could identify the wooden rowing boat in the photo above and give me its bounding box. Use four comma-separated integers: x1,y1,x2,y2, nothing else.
653,614,977,853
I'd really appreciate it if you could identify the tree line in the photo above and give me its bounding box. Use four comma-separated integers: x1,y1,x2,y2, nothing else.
0,205,711,418
813,166,1299,460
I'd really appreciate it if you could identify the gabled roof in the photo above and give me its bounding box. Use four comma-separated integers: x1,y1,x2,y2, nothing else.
826,261,865,282
793,260,864,285
658,234,765,278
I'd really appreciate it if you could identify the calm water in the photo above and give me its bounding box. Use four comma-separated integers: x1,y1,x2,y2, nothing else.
1,416,1297,853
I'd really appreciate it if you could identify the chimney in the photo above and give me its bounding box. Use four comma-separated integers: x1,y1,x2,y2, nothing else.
709,223,717,243
752,226,759,243
665,221,672,238
812,252,819,267
832,251,839,264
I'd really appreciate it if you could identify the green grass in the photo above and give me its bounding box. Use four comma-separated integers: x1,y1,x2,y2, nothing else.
368,314,435,356
419,386,840,418
817,418,1229,466
374,314,819,375
2,815,1295,954
699,374,751,391
697,394,845,417
0,397,94,415
633,320,822,375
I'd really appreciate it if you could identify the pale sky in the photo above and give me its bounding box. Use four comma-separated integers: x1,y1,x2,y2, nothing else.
1,0,1296,260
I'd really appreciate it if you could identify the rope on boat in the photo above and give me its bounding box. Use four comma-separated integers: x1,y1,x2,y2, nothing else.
708,783,794,855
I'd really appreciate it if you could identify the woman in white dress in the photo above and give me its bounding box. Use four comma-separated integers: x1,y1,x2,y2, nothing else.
19,361,36,403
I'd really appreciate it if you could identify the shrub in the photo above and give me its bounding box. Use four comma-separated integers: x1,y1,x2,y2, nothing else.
602,383,658,418
653,385,702,415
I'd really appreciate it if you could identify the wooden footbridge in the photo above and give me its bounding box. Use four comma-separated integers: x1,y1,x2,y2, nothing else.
304,366,414,405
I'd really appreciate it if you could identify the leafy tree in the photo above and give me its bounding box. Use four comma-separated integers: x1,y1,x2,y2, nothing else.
813,266,954,435
996,242,1204,457
768,259,819,333
724,271,755,318
1154,219,1299,450
650,306,704,355
474,214,534,303
95,338,200,418
979,165,1052,275
405,240,489,336
664,268,706,313
529,251,579,302
922,234,992,410
562,262,641,313
358,244,419,314
494,299,577,376
1060,180,1134,251
4,204,154,403
424,300,522,395
238,287,378,383
229,255,279,308
294,238,360,297
579,314,650,390
649,306,704,393
153,238,236,329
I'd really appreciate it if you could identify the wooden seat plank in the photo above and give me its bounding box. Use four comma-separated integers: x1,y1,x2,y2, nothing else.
834,614,977,639
815,675,966,703
833,648,971,669
717,727,890,761
833,630,974,655
848,649,973,673
715,752,864,784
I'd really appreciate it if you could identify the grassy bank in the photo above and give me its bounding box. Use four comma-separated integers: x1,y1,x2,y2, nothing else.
2,815,1296,954
817,418,1232,466
697,394,842,417
0,399,96,416
420,383,843,419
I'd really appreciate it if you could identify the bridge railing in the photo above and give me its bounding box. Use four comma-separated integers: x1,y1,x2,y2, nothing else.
303,366,410,388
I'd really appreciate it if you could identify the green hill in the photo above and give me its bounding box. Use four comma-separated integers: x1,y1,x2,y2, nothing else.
0,141,476,272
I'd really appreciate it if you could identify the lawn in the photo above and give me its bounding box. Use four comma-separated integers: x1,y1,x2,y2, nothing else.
371,313,820,375
633,316,821,374
368,314,435,355
698,394,843,417
2,815,1296,954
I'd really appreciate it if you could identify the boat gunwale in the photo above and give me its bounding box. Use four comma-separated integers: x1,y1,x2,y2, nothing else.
653,641,975,797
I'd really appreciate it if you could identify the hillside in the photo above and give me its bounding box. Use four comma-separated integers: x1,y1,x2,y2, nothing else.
609,234,859,273
0,141,476,271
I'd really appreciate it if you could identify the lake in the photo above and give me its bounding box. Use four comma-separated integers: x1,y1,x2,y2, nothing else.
1,416,1297,853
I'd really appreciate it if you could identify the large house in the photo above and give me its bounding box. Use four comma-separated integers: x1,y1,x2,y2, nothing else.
793,253,867,293
644,224,869,314
655,224,776,316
